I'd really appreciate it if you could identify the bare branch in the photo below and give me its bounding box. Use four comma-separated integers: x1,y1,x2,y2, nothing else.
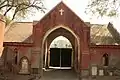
4,7,12,16
11,3,45,20
32,0,36,5
0,0,45,22
3,0,15,16
12,7,19,20
0,0,7,6
0,4,11,10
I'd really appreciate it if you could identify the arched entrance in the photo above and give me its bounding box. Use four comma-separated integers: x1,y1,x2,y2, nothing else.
46,36,73,69
41,26,80,79
32,2,90,79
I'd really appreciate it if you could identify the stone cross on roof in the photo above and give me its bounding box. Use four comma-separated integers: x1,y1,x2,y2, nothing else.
59,9,64,15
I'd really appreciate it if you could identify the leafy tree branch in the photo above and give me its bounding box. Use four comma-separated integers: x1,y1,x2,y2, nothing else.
0,0,46,25
86,0,120,17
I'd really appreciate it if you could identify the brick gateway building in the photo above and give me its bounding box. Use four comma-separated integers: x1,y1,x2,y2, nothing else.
2,2,120,80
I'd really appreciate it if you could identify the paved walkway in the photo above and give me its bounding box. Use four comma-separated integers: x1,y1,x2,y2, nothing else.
1,72,30,80
42,69,78,80
1,69,78,80
2,70,119,80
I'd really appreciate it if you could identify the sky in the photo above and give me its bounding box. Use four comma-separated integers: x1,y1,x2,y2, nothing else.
26,0,120,32
31,0,90,22
50,36,72,48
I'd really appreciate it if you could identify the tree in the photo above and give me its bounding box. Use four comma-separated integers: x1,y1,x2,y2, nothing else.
86,0,120,17
0,0,45,23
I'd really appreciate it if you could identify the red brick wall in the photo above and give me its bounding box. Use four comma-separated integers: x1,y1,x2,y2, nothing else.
90,45,120,66
33,2,90,69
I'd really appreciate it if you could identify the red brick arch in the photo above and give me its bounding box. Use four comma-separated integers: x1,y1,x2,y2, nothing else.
42,25,80,49
33,2,90,73
41,25,80,71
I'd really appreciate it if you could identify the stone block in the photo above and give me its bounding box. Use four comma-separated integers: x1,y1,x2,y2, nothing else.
81,70,89,77
91,66,97,76
99,69,104,76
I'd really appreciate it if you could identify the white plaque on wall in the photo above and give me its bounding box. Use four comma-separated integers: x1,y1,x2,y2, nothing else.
91,66,97,76
99,69,104,76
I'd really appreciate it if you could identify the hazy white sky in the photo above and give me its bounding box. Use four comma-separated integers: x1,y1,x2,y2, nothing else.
32,0,90,22
29,0,120,32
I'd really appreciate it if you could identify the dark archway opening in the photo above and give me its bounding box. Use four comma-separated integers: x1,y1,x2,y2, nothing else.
14,48,18,65
43,27,78,70
102,53,109,66
49,36,73,69
42,27,79,80
50,48,72,68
